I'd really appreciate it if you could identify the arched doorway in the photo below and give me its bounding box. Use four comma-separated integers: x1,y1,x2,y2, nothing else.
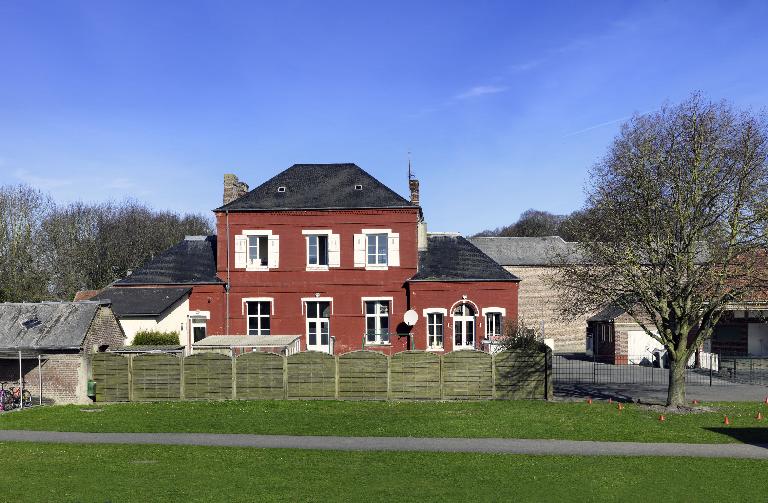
452,302,476,350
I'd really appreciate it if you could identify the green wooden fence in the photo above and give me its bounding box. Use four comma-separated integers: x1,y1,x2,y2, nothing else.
91,348,552,402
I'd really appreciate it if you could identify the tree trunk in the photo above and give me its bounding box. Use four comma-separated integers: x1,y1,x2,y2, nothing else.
666,356,687,407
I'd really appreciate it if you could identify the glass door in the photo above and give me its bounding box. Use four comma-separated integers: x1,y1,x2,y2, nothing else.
306,301,331,352
453,303,476,350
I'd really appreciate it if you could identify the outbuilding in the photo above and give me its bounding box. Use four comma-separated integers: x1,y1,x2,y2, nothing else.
0,301,125,404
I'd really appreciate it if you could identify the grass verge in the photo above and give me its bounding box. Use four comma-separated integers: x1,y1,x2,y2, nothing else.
0,442,766,502
1,400,766,444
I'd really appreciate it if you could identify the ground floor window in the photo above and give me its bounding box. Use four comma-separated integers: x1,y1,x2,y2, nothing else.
247,301,271,336
306,301,331,351
453,303,476,349
485,312,502,338
365,300,390,344
189,317,207,344
427,312,444,349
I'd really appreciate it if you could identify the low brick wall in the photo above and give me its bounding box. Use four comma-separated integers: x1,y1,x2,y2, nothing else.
92,348,553,402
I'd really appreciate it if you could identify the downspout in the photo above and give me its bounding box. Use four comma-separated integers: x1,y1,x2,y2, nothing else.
226,210,231,335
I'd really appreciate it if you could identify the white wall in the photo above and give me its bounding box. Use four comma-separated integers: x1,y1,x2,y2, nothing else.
118,296,190,347
627,329,664,364
748,323,768,356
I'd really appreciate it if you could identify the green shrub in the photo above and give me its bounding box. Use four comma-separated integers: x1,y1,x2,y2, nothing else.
132,330,181,346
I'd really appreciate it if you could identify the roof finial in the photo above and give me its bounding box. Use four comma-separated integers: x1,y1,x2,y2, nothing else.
408,150,414,180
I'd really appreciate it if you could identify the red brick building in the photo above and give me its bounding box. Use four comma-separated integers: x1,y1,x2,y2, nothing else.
111,163,520,355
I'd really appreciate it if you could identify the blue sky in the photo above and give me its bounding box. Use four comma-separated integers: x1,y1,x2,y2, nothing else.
1,1,767,234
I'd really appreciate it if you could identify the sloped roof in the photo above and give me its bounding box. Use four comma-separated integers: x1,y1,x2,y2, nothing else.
91,287,191,317
587,305,629,322
0,302,103,350
409,234,520,282
468,236,583,266
215,163,414,211
115,236,222,285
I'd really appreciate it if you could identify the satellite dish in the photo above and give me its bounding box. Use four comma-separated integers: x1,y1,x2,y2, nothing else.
403,310,418,326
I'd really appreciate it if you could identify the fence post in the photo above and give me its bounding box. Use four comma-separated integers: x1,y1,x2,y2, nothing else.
231,354,237,400
709,353,713,387
592,351,596,384
491,353,496,400
179,353,185,400
439,354,444,401
38,354,43,406
334,355,340,400
282,354,288,400
386,355,391,400
128,355,134,402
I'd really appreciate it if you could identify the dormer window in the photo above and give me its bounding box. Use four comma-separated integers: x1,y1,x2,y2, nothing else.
21,318,41,329
354,184,363,191
277,186,287,193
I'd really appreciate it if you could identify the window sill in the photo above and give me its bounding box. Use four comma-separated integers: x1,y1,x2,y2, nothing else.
426,347,444,352
364,264,389,271
245,265,270,272
364,343,391,347
306,265,329,272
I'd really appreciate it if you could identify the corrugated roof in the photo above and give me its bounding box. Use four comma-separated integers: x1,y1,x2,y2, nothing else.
215,163,414,211
409,234,520,282
115,235,222,285
194,335,301,347
90,287,191,317
0,302,102,350
468,236,583,266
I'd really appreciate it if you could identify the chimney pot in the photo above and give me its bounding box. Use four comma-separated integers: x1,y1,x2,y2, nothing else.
409,178,420,206
223,174,249,205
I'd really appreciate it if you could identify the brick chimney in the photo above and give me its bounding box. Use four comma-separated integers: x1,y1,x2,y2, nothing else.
223,174,249,205
409,178,420,206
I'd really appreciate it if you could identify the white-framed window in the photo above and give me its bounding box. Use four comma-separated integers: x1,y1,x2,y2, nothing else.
234,231,279,270
305,300,331,352
452,302,476,350
367,234,388,265
482,307,506,339
248,235,268,267
423,308,447,350
246,300,271,336
302,230,340,270
364,299,390,345
353,229,399,270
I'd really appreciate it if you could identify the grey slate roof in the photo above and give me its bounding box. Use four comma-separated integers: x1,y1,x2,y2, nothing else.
587,305,629,322
0,302,103,350
467,236,584,266
91,287,191,317
115,236,222,285
409,234,520,282
215,163,414,211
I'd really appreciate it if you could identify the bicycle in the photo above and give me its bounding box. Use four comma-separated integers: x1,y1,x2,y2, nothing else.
10,386,32,408
0,383,15,411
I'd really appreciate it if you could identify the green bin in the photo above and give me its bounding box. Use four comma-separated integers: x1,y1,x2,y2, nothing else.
87,380,96,398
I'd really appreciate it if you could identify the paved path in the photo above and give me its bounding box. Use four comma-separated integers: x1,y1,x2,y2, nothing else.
0,430,766,459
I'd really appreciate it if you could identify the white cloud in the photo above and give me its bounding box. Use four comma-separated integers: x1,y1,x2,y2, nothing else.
105,177,138,190
455,85,508,100
13,169,73,189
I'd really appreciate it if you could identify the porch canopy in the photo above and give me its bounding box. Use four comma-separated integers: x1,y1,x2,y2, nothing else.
193,335,301,355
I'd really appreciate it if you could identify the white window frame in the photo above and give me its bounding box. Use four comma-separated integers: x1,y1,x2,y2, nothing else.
240,230,277,271
366,233,389,268
245,299,272,336
451,302,477,350
482,307,506,339
355,228,399,270
302,229,332,271
423,308,447,351
304,299,332,353
188,312,210,354
363,298,392,345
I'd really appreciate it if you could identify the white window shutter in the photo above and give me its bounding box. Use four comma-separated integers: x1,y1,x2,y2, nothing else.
268,235,280,269
234,235,247,269
353,234,366,267
388,233,400,267
328,233,341,267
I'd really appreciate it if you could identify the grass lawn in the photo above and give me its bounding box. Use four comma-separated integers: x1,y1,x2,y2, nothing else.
1,400,766,444
0,442,766,502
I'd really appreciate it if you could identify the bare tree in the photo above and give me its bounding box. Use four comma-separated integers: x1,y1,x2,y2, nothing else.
552,94,768,407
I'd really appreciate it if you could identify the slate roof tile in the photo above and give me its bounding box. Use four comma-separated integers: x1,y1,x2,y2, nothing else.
409,234,520,282
115,236,222,285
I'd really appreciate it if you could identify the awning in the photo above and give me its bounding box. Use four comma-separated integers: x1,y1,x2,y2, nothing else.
193,335,301,349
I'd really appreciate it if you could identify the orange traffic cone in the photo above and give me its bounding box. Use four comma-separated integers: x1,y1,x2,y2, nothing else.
608,398,612,404
764,396,768,405
692,399,699,405
617,403,624,411
659,414,665,422
724,416,730,425
587,398,593,405
757,411,764,421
